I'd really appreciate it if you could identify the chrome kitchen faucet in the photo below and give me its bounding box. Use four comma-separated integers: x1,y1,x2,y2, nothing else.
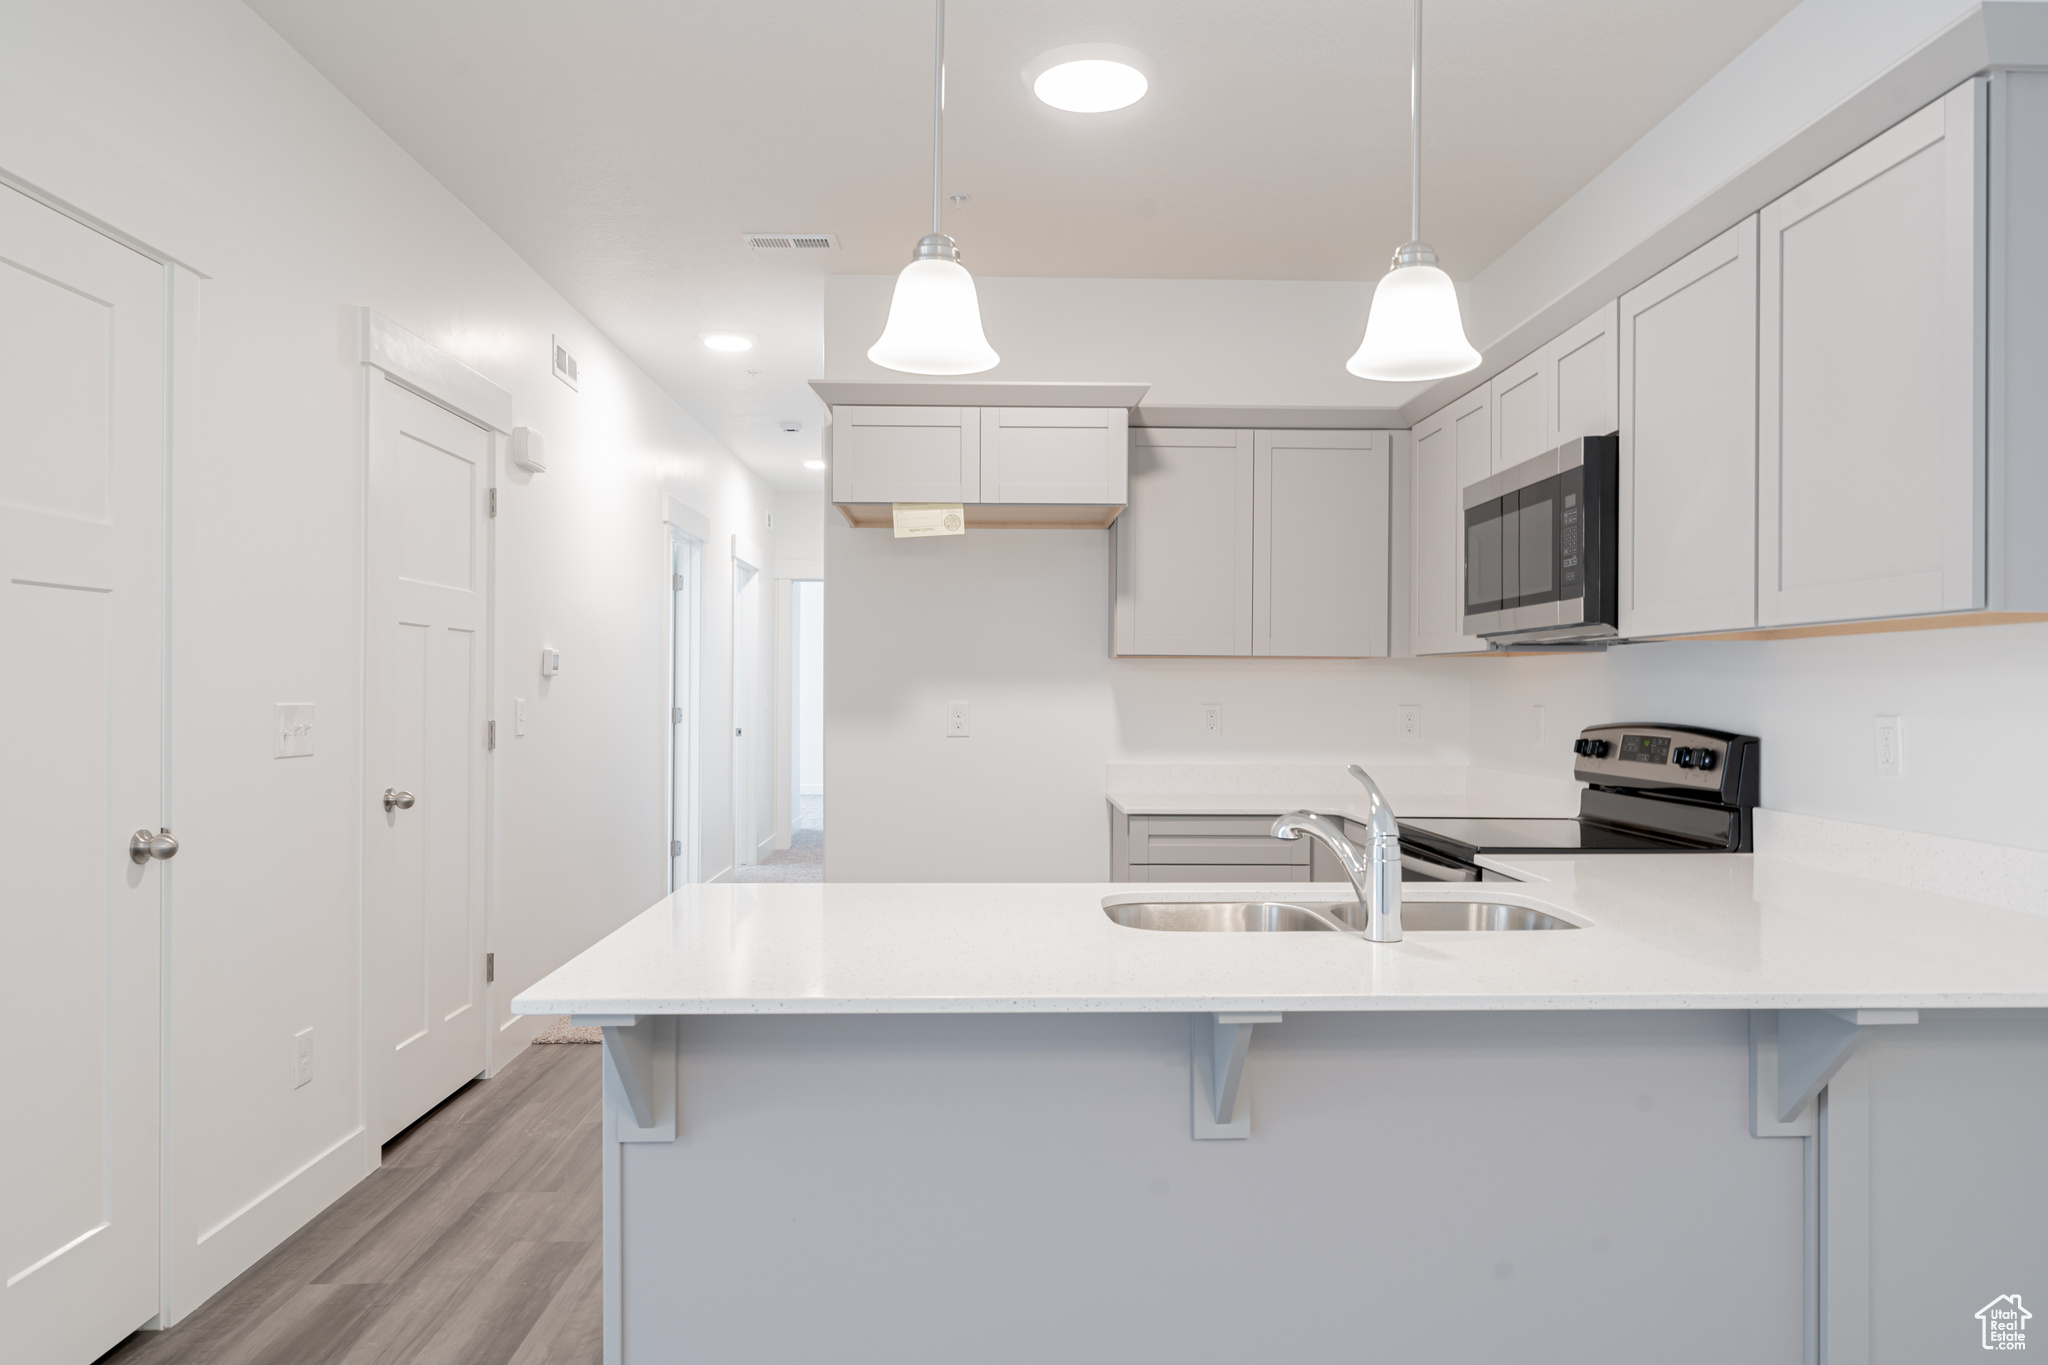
1270,765,1403,942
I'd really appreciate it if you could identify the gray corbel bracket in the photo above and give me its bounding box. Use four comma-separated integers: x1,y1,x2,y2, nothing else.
1749,1008,1917,1137
576,1013,677,1142
1192,1011,1282,1140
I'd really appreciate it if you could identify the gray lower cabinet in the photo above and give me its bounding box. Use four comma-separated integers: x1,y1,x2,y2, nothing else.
1111,812,1361,883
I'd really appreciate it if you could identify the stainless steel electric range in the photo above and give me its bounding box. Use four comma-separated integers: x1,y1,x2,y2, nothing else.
1398,723,1761,882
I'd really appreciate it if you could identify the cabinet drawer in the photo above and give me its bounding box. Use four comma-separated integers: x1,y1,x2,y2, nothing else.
1130,864,1312,884
1128,815,1307,865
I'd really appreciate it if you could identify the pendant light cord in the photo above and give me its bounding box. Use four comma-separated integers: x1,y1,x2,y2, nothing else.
1410,0,1421,244
932,0,945,237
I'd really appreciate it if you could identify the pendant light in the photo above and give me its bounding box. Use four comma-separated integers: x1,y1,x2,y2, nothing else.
868,0,999,376
1347,0,1479,382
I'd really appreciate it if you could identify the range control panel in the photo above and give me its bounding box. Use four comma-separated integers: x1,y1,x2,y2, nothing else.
1571,724,1759,805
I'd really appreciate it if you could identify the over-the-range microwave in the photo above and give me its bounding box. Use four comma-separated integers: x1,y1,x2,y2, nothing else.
1463,434,1618,645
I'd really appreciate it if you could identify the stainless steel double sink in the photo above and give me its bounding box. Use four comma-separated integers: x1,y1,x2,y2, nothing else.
1104,900,1577,933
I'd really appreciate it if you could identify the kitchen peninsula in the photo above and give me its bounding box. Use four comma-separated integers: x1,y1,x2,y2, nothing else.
516,858,2048,1364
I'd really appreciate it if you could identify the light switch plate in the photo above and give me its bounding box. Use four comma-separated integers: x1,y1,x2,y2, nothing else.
946,701,970,738
276,704,315,758
515,698,527,737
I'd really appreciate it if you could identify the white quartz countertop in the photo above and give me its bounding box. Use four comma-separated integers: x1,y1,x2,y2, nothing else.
512,854,2048,1016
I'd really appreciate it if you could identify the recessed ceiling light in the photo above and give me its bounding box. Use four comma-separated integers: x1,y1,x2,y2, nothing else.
699,330,756,352
1024,45,1151,113
803,459,827,471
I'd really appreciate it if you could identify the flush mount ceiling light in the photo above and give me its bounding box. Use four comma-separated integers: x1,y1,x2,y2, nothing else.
868,0,999,375
1347,0,1480,383
1023,44,1151,113
699,330,756,352
803,459,827,470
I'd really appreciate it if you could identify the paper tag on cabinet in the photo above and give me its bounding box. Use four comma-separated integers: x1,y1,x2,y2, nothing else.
892,503,966,539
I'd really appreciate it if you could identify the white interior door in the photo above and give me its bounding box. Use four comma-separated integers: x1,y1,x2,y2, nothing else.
366,378,488,1145
0,185,165,1363
731,555,759,872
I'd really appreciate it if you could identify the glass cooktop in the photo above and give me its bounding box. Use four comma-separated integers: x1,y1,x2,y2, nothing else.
1397,816,1699,856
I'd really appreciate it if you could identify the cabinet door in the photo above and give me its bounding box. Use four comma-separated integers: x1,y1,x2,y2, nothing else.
1490,351,1550,472
1251,431,1388,656
980,407,1128,504
829,405,980,503
1758,81,1984,626
1408,400,1490,655
1549,299,1619,443
1618,219,1759,637
1113,429,1254,656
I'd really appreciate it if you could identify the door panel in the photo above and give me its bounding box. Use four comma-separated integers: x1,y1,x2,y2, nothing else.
980,407,1126,504
0,184,165,1364
367,379,489,1144
1759,82,1984,625
1113,430,1254,656
1253,431,1388,657
830,406,980,503
1619,218,1759,637
1551,300,1619,443
1490,354,1549,472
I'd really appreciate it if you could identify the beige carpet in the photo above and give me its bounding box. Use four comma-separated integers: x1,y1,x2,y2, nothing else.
735,793,823,883
532,1017,601,1044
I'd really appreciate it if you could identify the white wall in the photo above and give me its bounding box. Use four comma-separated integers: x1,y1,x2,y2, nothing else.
774,485,825,568
0,0,774,1323
796,582,825,797
1466,626,2048,853
823,519,1470,881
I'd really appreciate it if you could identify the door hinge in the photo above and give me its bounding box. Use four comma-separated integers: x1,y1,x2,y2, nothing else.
487,719,497,749
489,488,498,518
485,952,495,983
673,572,684,592
673,706,683,724
671,839,682,857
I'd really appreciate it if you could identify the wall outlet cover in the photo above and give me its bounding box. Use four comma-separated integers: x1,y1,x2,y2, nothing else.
1399,704,1421,738
1874,715,1903,777
946,701,970,738
292,1028,313,1089
1202,704,1221,734
276,703,315,758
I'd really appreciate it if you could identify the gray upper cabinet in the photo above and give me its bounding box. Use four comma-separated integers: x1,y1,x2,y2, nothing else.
1490,301,1619,473
831,406,980,504
1758,79,1985,627
1410,388,1494,655
1114,428,1391,657
1253,431,1390,657
979,407,1130,505
1113,429,1255,656
1618,218,1760,638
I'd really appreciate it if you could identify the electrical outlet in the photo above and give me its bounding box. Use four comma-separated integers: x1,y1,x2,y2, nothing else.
1399,704,1421,739
276,703,315,758
1202,704,1221,735
1874,715,1903,777
946,701,970,737
292,1028,313,1089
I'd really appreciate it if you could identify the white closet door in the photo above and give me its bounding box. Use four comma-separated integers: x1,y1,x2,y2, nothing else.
1619,218,1759,637
1759,80,1984,626
366,379,490,1144
1113,429,1253,656
1253,431,1389,657
0,184,165,1364
1549,299,1620,444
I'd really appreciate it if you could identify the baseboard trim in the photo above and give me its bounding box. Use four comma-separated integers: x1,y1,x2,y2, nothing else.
168,1125,368,1324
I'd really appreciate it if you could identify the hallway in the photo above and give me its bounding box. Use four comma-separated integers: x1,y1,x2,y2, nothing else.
100,1046,602,1365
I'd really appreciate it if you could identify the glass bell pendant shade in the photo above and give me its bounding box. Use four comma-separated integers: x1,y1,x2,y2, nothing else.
1346,244,1480,382
867,236,999,376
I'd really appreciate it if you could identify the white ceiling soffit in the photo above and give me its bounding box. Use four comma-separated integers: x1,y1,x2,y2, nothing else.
246,0,1800,488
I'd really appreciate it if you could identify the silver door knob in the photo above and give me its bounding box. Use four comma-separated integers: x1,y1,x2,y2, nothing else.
383,788,416,812
130,827,178,864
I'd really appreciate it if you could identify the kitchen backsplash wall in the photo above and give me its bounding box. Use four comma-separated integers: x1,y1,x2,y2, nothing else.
1464,623,2048,852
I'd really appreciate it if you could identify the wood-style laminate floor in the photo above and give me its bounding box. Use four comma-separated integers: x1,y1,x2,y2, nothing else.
101,1041,602,1365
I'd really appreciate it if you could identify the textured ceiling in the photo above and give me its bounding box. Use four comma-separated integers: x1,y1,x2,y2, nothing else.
247,0,1801,488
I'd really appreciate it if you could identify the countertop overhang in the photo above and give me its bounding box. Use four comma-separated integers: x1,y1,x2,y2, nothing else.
512,854,2048,1017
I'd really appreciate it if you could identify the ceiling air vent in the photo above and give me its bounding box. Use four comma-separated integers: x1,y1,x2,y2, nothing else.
743,232,839,251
